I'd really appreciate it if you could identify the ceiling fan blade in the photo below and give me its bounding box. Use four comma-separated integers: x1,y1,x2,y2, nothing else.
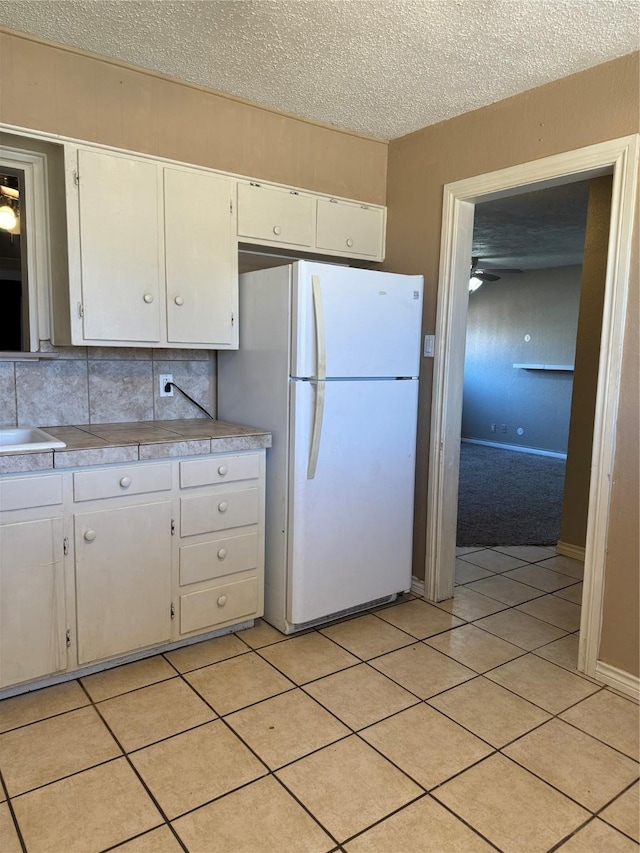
482,267,523,274
478,272,501,282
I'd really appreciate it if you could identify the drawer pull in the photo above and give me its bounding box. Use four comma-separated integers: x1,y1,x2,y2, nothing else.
119,476,132,489
218,501,228,513
174,296,184,306
217,465,228,476
217,595,227,607
346,238,354,248
143,293,154,304
273,225,282,236
84,529,97,542
217,548,227,560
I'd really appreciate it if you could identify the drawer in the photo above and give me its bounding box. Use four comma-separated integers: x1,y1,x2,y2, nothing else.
180,486,259,537
180,453,259,488
0,474,63,512
180,575,258,634
180,531,259,586
237,182,313,247
73,463,172,502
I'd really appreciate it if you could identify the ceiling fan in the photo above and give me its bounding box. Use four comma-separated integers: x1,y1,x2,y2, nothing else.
469,256,523,291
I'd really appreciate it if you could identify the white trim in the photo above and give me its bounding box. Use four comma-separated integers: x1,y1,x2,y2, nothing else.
411,575,425,597
0,148,52,349
462,437,567,459
594,660,640,701
556,540,586,562
425,135,639,685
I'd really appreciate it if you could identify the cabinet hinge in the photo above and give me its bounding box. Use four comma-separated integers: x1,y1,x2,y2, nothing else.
170,603,176,619
63,537,69,556
170,518,176,536
66,629,71,648
249,181,261,187
229,199,233,214
231,312,235,327
77,303,84,319
289,190,299,196
73,170,80,186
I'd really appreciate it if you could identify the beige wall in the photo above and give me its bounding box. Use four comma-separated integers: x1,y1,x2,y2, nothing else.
561,176,612,550
385,53,639,676
0,29,387,204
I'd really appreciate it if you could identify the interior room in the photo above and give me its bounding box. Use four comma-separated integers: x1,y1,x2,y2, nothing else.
0,4,637,852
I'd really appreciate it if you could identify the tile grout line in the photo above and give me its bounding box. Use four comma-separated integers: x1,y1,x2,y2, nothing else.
74,679,190,853
0,766,28,853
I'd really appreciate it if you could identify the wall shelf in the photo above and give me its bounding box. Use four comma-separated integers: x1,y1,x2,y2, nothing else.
513,363,574,371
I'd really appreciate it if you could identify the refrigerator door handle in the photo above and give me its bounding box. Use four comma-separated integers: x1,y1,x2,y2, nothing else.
307,274,326,479
311,274,327,382
307,380,325,479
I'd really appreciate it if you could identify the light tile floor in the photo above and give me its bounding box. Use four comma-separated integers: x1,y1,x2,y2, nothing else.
0,547,638,852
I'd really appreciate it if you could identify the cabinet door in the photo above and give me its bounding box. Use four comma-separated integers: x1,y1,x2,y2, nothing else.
75,501,172,664
77,149,162,342
165,168,237,346
237,183,313,247
316,198,385,259
0,518,66,688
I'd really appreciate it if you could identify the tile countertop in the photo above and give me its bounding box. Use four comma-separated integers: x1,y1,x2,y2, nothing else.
0,419,272,474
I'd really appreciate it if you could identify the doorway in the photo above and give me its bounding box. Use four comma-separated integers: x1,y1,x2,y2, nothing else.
456,182,591,549
424,135,638,687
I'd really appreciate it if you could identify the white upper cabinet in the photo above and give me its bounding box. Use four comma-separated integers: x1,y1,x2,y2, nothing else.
237,182,314,248
64,147,238,349
316,198,386,259
164,168,236,347
76,149,162,343
53,139,385,350
236,181,386,261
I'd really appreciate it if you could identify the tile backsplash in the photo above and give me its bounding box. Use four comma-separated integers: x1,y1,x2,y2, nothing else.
0,343,216,427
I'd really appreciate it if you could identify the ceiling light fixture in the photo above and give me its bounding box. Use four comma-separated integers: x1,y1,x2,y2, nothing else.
0,204,17,232
468,275,483,292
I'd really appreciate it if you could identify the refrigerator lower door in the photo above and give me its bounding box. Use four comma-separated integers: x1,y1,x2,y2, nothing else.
288,378,418,627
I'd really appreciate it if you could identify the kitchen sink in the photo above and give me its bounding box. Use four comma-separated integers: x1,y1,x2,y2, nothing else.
0,427,66,454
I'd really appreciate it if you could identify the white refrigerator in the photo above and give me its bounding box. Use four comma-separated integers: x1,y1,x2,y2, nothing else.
218,260,423,633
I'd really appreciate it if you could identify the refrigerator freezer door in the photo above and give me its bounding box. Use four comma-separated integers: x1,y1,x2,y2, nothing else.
291,262,423,380
287,378,418,627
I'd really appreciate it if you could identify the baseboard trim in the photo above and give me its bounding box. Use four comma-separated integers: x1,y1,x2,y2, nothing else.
461,438,567,460
595,660,640,700
556,540,586,562
411,575,425,597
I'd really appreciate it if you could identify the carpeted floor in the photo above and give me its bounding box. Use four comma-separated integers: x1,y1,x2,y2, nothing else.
456,442,566,547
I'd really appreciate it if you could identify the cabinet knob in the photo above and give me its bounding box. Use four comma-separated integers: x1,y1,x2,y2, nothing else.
174,296,184,306
84,529,97,542
217,595,227,607
346,238,354,248
273,225,282,236
143,293,154,304
119,476,132,489
217,548,227,560
217,465,228,476
218,501,228,513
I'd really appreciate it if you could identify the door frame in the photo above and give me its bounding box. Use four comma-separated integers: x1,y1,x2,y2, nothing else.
424,135,639,685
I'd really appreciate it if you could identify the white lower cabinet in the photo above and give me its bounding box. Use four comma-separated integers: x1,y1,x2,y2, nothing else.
176,454,264,639
0,449,265,693
74,501,172,665
0,517,67,688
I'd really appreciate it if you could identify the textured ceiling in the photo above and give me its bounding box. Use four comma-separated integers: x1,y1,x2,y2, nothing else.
472,181,591,271
0,0,638,139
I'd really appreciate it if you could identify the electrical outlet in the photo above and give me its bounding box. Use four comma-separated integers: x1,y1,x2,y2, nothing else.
501,423,507,433
159,374,173,397
490,423,496,433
